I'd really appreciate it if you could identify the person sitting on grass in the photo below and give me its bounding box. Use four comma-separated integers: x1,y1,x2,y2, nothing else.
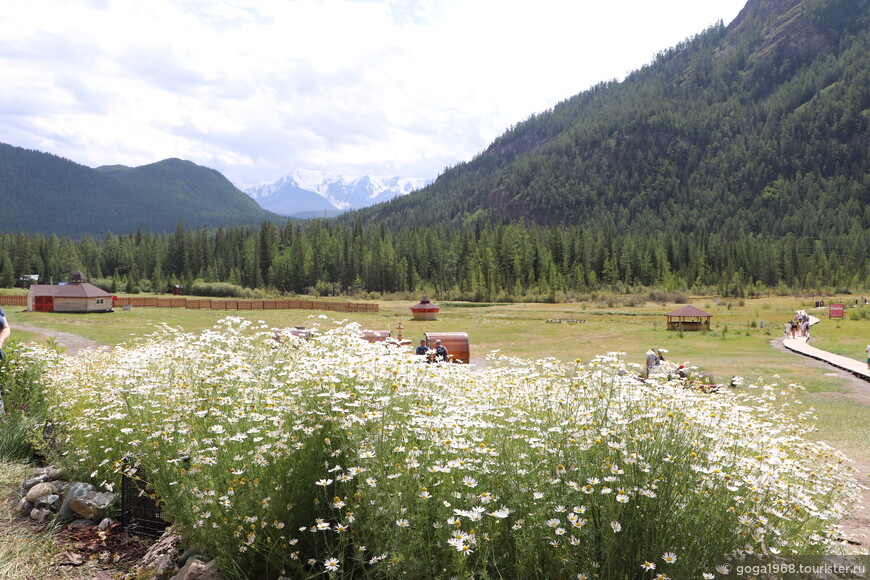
415,339,430,361
433,339,449,363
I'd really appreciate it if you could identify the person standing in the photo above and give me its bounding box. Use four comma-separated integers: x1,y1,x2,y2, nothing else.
866,344,870,371
645,348,657,376
0,307,9,359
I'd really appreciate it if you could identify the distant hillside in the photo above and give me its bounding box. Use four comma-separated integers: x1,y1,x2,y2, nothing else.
350,0,870,238
0,145,283,237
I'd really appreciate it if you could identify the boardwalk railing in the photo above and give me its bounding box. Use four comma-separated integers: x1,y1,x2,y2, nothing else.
0,294,378,313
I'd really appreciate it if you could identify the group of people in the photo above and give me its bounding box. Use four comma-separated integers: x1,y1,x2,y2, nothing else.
644,347,667,376
416,338,449,363
785,311,811,340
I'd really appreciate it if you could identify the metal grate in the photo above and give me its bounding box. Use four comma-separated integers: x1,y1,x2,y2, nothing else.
120,465,169,538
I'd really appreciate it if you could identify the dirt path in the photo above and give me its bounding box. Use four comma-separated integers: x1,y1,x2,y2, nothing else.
12,322,105,356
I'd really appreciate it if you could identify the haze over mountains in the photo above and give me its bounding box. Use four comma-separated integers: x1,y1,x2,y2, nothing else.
244,171,431,218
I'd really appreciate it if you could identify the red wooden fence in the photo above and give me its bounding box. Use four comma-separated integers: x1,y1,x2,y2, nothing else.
0,294,378,313
0,295,26,306
113,296,378,313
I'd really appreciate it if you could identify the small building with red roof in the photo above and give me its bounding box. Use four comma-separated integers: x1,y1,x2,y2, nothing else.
27,272,114,313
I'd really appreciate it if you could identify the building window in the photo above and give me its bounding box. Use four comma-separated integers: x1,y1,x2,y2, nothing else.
96,298,104,305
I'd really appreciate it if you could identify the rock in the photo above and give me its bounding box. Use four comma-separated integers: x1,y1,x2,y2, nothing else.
17,497,35,515
126,524,183,580
58,482,96,520
35,493,61,511
20,474,49,496
25,481,56,503
69,490,116,521
170,558,220,580
177,549,196,567
30,508,52,523
98,517,117,531
46,466,63,479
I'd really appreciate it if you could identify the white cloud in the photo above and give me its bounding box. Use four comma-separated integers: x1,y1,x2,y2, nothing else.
0,0,746,187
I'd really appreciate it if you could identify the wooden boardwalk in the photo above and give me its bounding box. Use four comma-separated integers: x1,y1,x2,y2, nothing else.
782,313,870,382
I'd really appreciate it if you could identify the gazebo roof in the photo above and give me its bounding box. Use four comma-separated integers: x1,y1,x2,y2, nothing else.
665,305,712,318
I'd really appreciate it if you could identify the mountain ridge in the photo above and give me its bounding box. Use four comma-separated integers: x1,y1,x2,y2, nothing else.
346,0,869,237
0,144,284,237
245,170,430,217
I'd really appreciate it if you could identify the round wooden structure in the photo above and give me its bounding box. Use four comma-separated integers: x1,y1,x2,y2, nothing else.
423,332,469,364
410,297,440,320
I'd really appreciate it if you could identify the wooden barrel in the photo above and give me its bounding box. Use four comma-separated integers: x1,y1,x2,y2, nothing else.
424,332,470,364
360,330,391,343
275,327,310,342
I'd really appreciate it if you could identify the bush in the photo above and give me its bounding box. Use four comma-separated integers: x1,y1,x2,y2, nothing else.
0,340,59,420
29,320,862,579
189,281,248,298
0,411,40,462
0,340,63,462
647,289,689,304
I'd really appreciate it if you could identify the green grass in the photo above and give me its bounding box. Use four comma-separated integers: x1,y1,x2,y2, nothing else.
806,316,870,361
5,294,869,466
809,398,870,484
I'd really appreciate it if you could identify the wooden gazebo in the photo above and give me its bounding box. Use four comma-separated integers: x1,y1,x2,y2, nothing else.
665,305,712,331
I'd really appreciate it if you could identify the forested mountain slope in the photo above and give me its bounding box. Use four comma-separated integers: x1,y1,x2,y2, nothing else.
354,0,869,238
0,145,282,237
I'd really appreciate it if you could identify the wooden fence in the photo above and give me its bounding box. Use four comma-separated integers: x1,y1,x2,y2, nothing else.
115,297,378,312
0,295,26,306
0,294,378,313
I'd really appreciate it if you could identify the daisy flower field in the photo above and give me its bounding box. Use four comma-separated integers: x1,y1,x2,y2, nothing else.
22,317,862,579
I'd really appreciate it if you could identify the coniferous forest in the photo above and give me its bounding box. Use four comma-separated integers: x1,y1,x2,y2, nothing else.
0,0,868,300
0,218,867,300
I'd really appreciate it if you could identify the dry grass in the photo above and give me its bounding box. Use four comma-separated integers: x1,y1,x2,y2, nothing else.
0,462,71,580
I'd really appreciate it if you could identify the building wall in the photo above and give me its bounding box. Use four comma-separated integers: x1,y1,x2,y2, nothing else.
52,297,112,313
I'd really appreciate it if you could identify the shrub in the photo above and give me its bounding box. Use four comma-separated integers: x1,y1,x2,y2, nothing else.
28,319,862,579
0,411,40,462
0,341,63,462
189,281,247,298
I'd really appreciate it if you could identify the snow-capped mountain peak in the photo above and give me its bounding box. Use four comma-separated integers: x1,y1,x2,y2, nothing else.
245,170,431,217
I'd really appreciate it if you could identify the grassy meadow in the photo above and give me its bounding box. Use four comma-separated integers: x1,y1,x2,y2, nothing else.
2,291,868,577
3,292,868,461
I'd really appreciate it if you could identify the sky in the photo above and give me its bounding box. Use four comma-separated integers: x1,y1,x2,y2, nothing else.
0,0,748,189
